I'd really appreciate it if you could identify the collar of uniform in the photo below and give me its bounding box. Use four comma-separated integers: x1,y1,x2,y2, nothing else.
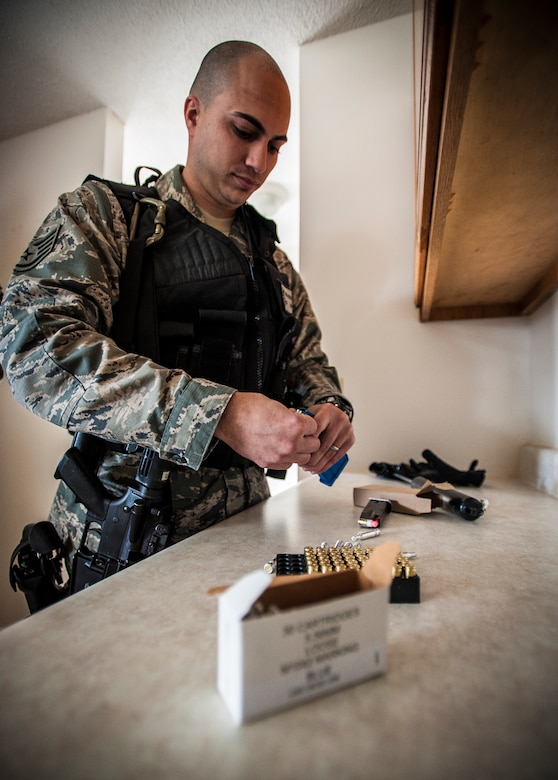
155,165,250,255
155,165,204,220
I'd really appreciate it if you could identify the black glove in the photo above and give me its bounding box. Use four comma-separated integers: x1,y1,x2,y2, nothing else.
370,449,485,487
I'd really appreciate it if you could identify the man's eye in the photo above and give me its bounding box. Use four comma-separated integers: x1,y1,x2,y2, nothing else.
234,126,254,141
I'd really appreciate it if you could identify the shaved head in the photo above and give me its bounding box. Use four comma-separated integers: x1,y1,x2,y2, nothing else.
190,40,287,107
183,40,291,217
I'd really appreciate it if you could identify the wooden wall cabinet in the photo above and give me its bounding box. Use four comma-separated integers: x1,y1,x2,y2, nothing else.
413,0,558,321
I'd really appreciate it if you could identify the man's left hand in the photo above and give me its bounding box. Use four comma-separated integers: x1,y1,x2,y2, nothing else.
301,403,355,475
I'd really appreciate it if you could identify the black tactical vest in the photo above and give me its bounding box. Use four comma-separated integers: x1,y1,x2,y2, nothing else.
88,175,300,469
150,199,298,398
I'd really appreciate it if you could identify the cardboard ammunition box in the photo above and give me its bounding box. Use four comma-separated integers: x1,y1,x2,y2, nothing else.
217,541,400,724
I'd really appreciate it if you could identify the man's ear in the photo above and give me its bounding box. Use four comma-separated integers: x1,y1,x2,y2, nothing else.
184,95,201,134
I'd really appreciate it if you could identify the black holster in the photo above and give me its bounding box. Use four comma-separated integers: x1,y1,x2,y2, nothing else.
9,521,70,614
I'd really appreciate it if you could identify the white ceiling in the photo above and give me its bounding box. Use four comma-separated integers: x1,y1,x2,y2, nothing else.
1,0,411,143
1,0,411,242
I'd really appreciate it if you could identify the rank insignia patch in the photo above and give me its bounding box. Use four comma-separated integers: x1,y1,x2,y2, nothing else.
15,224,61,274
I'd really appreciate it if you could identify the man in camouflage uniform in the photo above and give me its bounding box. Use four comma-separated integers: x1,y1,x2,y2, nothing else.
0,41,354,564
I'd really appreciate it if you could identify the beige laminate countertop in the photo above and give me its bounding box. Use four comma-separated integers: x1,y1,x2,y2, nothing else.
0,472,557,780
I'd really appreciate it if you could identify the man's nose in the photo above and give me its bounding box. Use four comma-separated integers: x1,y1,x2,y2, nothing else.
245,141,269,174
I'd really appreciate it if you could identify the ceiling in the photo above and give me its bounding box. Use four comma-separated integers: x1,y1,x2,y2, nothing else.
1,0,411,243
1,0,411,143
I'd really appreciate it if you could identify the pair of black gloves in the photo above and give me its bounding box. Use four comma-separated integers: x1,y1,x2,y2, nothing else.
370,449,485,488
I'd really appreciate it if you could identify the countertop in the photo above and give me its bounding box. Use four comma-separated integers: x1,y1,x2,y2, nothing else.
0,472,557,780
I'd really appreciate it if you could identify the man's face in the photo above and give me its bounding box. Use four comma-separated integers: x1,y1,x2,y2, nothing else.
184,58,291,218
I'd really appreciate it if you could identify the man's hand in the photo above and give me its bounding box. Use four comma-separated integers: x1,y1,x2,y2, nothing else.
214,392,321,470
301,403,355,475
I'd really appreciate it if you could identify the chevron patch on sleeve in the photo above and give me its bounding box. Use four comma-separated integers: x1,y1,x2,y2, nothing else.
15,223,61,273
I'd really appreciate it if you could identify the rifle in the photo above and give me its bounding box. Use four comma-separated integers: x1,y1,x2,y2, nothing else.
55,433,172,593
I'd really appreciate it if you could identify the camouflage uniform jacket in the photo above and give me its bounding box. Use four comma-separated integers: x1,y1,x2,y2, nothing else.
0,165,349,547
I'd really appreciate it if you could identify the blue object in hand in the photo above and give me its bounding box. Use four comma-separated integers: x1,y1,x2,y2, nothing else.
318,453,348,486
298,408,349,486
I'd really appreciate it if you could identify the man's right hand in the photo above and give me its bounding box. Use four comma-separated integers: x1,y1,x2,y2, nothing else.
213,392,320,470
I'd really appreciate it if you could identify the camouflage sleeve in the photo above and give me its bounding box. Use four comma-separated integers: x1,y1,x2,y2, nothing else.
273,248,352,411
0,181,235,469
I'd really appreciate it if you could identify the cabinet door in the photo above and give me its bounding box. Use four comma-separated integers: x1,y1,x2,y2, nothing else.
414,0,558,321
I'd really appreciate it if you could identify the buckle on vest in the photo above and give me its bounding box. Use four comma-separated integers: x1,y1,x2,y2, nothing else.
130,197,167,245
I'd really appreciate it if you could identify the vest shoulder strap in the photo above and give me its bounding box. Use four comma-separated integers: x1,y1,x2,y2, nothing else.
82,168,163,359
83,168,162,230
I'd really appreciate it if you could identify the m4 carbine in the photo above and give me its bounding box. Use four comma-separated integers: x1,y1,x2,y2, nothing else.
55,434,172,593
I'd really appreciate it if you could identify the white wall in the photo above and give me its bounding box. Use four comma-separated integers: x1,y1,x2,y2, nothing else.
529,293,558,448
300,16,534,479
0,108,123,628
